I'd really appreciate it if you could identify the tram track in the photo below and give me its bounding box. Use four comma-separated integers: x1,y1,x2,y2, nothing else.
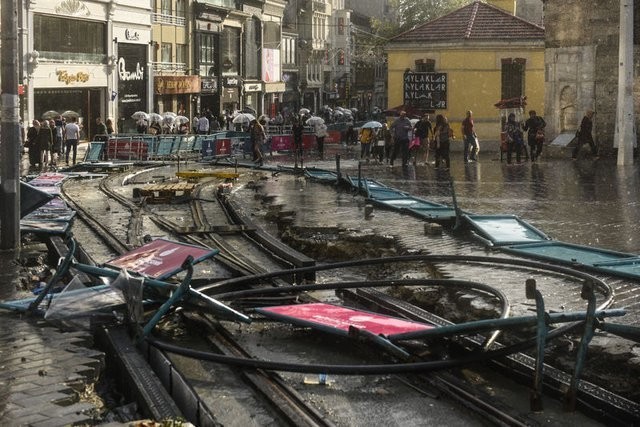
57,163,640,426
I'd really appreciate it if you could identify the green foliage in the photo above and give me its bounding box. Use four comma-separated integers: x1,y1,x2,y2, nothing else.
371,0,470,39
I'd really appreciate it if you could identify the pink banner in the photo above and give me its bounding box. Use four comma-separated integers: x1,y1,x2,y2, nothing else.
258,303,433,337
106,238,216,279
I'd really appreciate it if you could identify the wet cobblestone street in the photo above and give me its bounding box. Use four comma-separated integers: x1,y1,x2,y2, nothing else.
235,146,640,327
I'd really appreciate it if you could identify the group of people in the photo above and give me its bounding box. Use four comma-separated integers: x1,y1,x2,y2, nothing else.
503,110,547,164
503,109,597,163
24,115,116,170
364,111,458,169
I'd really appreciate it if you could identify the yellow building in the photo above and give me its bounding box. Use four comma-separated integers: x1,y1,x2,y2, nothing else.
385,0,544,141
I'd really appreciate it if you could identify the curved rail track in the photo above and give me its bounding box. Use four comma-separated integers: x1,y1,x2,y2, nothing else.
58,164,640,426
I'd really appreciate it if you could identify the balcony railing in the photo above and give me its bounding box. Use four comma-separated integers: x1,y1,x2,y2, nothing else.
152,13,186,26
151,62,188,74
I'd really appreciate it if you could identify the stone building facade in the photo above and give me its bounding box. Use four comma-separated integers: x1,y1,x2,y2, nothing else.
544,0,638,152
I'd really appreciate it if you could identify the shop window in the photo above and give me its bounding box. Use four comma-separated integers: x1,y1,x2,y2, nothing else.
161,43,172,63
176,44,187,67
415,59,435,72
501,58,525,99
161,0,171,15
34,15,105,62
263,21,280,49
198,32,217,76
244,18,261,80
176,0,186,18
221,27,240,75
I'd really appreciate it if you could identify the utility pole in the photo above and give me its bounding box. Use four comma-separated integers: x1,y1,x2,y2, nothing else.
1,0,22,251
616,0,635,165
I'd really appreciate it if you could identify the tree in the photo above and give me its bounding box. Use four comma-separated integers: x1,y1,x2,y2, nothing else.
372,0,469,39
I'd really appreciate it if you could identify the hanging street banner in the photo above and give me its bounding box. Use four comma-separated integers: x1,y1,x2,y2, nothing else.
403,71,447,110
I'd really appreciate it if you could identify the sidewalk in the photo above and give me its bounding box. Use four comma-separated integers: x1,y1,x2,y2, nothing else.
0,309,105,426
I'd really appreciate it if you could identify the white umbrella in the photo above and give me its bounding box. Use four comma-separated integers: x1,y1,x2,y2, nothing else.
334,106,345,112
175,115,190,124
147,113,163,123
299,108,311,115
162,112,176,125
42,110,59,120
131,111,149,120
233,113,255,124
410,118,419,126
333,111,344,117
306,116,325,125
361,121,383,129
61,110,79,119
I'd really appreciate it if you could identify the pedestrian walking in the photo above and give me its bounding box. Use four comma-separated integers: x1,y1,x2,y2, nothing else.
292,115,305,168
315,121,328,160
433,114,452,169
371,126,386,163
94,117,108,141
197,113,210,135
106,118,115,136
359,126,374,162
26,120,41,169
249,118,266,166
505,112,524,164
523,110,546,162
461,110,478,162
389,111,412,167
572,110,598,159
381,123,393,164
64,116,81,165
37,120,53,170
136,117,147,134
49,119,63,166
413,114,433,165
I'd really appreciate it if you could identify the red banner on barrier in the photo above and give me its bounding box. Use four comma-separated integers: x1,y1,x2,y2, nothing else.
217,138,232,155
107,139,148,160
270,134,318,151
271,135,292,151
326,130,341,144
302,134,316,150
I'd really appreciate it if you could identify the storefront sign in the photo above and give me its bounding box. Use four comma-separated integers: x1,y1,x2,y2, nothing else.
125,29,140,41
154,75,200,95
56,70,90,85
403,71,447,110
223,76,240,87
264,82,285,93
243,82,261,92
117,43,148,132
221,87,238,102
201,77,218,93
